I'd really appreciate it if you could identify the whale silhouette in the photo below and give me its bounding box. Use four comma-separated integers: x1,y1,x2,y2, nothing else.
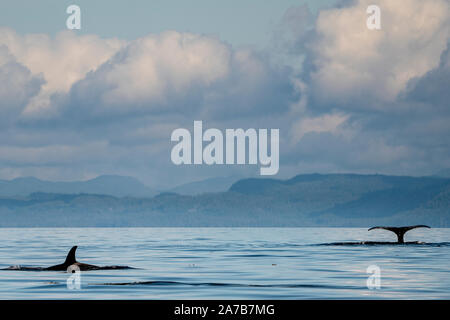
2,246,133,271
45,246,100,271
368,225,431,243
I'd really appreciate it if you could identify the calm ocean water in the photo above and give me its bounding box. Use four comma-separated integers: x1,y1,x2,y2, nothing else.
0,228,448,299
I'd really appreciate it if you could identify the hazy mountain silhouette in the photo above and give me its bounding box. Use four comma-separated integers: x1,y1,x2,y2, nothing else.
168,176,241,195
434,168,450,178
0,173,449,227
0,175,156,198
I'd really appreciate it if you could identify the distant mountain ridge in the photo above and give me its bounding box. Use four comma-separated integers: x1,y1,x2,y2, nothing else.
434,168,450,178
168,176,241,195
0,175,156,198
0,173,449,227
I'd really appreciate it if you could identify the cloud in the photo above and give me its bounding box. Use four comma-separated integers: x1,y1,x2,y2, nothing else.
279,0,450,177
0,0,449,185
62,31,296,122
0,28,296,125
0,28,298,184
0,28,124,117
65,31,231,117
291,113,349,143
304,0,450,109
403,43,450,109
0,45,44,123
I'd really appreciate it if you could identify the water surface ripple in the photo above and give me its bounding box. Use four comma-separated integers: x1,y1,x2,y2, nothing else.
0,228,448,299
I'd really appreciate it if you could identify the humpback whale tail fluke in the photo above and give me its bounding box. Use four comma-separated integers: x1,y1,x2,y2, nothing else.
368,225,431,243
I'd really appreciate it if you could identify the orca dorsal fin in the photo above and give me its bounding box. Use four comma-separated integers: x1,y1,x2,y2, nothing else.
64,246,78,265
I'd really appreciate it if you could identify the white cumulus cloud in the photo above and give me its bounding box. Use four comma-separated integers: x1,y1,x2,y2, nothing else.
0,28,124,116
307,0,450,107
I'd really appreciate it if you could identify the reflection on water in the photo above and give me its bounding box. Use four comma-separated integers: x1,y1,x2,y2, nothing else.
0,228,448,299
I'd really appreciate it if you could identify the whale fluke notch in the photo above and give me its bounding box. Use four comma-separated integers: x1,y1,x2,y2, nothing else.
368,225,431,243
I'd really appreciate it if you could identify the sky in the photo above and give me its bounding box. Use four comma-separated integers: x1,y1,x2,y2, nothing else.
0,0,449,188
0,0,336,46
